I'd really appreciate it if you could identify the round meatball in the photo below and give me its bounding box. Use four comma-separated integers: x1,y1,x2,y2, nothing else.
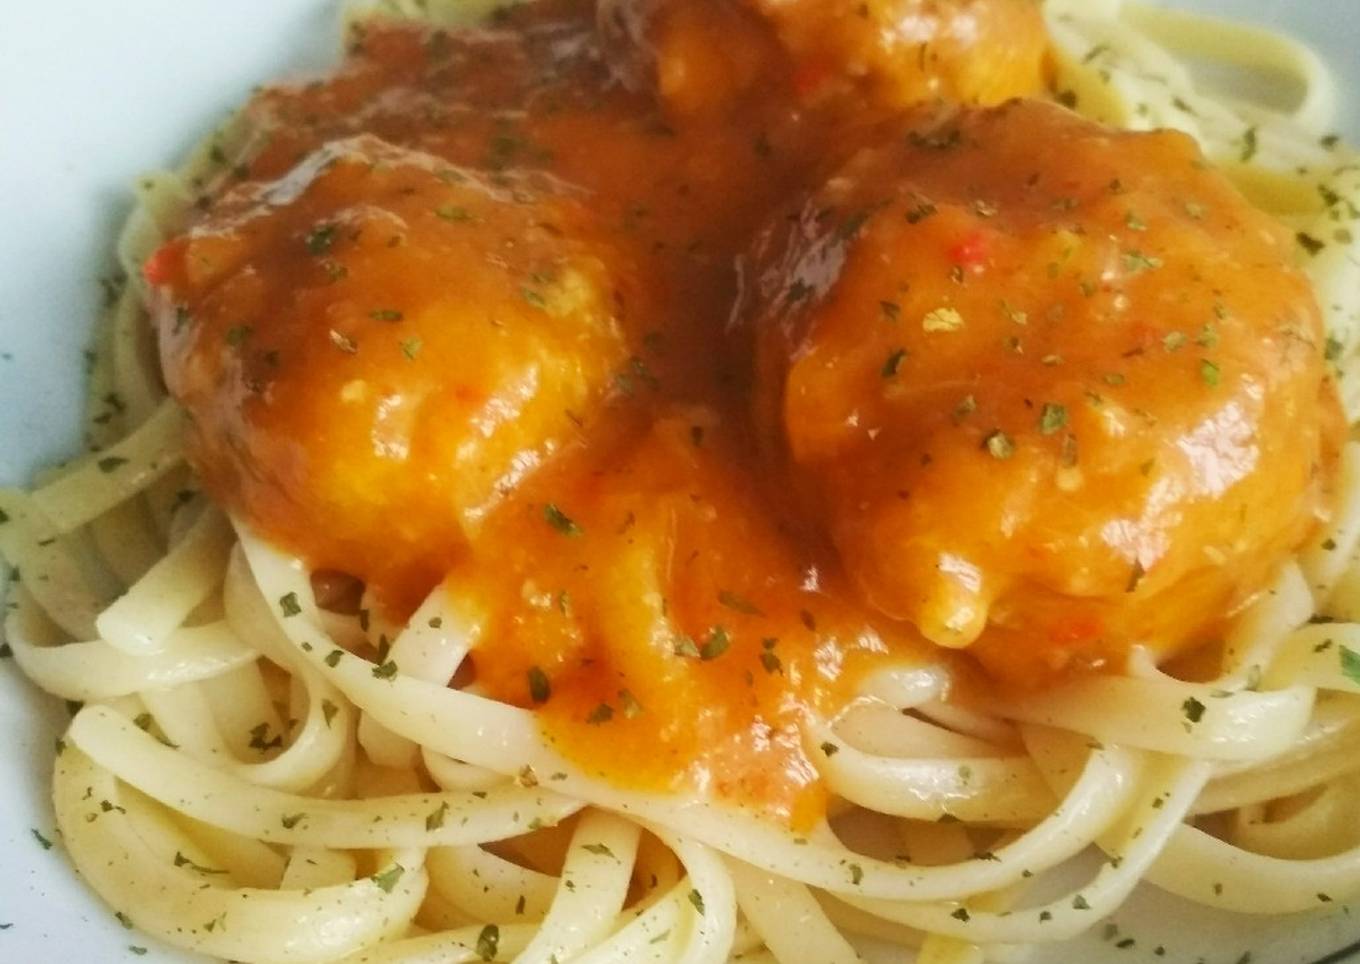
149,135,643,616
598,0,1049,118
743,100,1342,686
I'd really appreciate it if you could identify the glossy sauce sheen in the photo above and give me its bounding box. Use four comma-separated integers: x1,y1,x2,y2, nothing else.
746,101,1342,685
148,0,1339,823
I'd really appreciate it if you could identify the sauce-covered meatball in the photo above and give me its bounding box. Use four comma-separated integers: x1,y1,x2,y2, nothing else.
599,0,1049,118
149,135,644,616
744,100,1342,685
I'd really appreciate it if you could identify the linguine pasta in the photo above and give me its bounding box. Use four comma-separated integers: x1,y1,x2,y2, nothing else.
5,2,1360,962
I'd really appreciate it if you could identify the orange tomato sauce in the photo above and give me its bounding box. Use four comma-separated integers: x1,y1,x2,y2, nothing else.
145,0,1339,825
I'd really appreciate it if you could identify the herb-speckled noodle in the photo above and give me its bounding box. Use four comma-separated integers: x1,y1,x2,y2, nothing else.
4,1,1360,962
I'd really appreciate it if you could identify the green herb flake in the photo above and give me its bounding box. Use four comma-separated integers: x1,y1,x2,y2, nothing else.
785,279,814,304
31,829,53,850
543,503,582,536
951,907,971,922
305,224,338,255
225,325,254,348
699,626,730,661
280,812,305,829
582,842,616,858
619,689,643,718
837,209,873,241
1000,300,1028,326
881,348,908,377
371,863,405,893
476,919,503,957
369,308,404,322
1339,645,1360,685
278,592,301,618
1182,696,1206,724
248,722,282,752
426,802,450,831
372,660,398,680
586,702,614,725
527,666,551,704
97,456,128,473
1122,250,1163,274
688,889,706,915
1081,43,1110,64
400,337,422,361
983,430,1015,460
718,590,762,615
905,199,938,224
820,741,839,757
1072,895,1091,910
1038,403,1067,435
1239,126,1259,163
435,205,473,222
324,649,344,668
1200,359,1221,388
173,851,225,875
321,699,339,727
1297,232,1326,256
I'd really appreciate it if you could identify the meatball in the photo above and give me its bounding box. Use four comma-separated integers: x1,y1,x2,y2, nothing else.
743,100,1342,686
149,135,642,616
598,0,1049,118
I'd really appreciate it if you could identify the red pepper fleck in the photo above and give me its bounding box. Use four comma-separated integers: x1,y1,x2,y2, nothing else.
948,231,989,269
142,241,183,287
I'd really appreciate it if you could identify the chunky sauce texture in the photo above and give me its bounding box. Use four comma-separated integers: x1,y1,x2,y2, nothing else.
147,0,1341,823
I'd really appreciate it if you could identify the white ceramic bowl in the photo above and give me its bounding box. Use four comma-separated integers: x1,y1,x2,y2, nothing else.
2,2,1358,961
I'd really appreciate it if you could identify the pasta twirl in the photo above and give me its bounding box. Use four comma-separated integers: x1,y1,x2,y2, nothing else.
5,1,1360,962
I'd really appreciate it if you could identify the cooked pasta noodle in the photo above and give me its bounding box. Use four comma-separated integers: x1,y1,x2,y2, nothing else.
5,1,1360,962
